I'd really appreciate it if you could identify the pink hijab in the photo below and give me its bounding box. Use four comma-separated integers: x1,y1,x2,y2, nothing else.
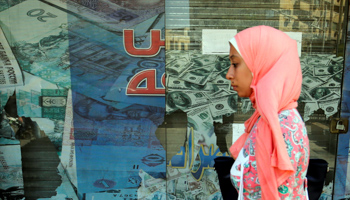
229,26,302,199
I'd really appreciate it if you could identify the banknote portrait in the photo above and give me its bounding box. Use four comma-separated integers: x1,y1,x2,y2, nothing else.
40,32,68,50
227,94,237,111
332,73,343,83
166,91,191,110
328,63,342,74
310,87,331,100
13,42,46,62
13,27,68,62
215,57,230,71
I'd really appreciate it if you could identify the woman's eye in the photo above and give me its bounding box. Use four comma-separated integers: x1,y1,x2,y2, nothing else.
231,63,237,68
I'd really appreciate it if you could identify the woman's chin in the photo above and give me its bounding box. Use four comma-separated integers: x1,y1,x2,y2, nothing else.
237,92,249,98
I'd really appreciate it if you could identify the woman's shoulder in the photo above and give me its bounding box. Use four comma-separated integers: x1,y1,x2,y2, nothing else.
278,108,304,125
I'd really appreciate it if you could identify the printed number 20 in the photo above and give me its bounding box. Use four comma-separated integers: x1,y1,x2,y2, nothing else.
27,9,57,22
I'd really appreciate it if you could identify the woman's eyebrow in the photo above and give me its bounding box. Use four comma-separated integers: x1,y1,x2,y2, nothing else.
229,54,238,60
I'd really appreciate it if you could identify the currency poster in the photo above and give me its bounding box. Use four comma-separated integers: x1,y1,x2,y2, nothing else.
0,0,166,199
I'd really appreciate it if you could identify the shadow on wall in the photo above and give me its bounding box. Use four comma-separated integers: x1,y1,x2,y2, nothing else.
155,110,187,163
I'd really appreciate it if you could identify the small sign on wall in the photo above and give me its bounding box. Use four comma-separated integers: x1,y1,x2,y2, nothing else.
202,29,237,55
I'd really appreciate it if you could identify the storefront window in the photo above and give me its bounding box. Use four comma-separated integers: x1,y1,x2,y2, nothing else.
165,0,347,198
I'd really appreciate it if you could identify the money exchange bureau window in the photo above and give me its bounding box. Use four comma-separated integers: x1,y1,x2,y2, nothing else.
165,0,346,199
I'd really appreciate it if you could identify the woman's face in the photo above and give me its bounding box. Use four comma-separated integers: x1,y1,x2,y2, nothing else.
226,44,253,98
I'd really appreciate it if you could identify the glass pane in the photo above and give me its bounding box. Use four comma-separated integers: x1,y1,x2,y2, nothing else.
165,0,347,199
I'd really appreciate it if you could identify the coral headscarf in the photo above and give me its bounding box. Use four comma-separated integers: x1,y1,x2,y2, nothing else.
229,26,302,199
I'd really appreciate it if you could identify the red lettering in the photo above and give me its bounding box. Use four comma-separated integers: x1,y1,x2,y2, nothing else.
124,29,165,57
126,69,165,96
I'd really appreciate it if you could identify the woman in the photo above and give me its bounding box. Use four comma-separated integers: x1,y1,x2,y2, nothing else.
226,25,309,199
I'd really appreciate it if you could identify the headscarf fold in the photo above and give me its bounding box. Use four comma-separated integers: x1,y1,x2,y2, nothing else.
229,26,302,199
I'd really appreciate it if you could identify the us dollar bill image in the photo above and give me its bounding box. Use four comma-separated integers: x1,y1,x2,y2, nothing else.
166,91,210,114
208,93,238,118
299,54,343,121
167,75,219,93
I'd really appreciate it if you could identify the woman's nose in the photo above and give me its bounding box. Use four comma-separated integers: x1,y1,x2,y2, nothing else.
226,67,234,80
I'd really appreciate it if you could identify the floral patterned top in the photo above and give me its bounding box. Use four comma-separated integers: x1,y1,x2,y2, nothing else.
230,109,310,200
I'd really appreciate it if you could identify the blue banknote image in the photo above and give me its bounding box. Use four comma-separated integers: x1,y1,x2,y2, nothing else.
71,92,165,197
